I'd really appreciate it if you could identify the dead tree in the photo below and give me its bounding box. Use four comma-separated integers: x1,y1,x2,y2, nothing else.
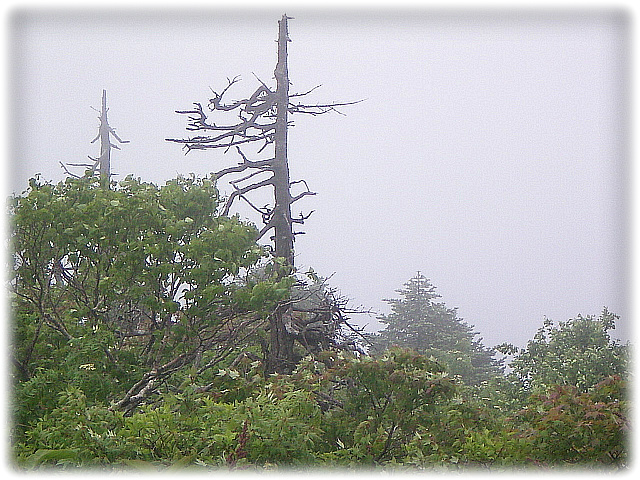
167,15,360,373
61,89,129,188
93,89,130,188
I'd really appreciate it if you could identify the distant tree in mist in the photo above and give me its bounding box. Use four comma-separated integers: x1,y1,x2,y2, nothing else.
369,273,502,385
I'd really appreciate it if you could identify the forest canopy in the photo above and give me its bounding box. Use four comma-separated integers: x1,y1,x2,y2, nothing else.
8,173,630,471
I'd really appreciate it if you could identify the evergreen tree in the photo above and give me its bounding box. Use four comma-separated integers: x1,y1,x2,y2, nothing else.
370,273,502,385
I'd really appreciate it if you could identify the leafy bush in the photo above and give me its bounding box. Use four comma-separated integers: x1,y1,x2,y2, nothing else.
498,309,629,393
15,387,126,467
14,382,324,470
10,174,277,436
304,348,456,465
513,375,628,467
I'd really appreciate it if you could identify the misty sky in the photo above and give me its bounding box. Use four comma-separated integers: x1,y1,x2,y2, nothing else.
8,8,630,349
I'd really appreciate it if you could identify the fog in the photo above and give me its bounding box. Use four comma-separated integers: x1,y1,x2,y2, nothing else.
7,7,630,349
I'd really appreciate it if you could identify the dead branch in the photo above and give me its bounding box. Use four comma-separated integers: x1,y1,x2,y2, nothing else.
291,191,316,204
291,210,314,224
168,80,360,152
111,310,267,414
221,176,274,217
256,220,276,242
289,84,323,98
109,127,130,144
230,168,270,186
207,76,269,112
235,194,273,221
288,98,365,116
60,162,97,178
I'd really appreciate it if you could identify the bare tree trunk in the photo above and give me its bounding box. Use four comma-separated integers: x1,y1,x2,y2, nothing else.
99,89,111,189
267,14,296,374
272,15,293,266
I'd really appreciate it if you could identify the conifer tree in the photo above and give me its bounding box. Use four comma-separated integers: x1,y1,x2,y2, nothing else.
370,273,502,385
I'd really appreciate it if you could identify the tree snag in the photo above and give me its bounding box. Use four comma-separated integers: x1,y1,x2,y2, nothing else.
167,15,361,373
60,89,129,188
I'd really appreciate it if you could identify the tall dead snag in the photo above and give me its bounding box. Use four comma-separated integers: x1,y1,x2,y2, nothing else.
62,90,129,187
273,14,294,267
167,15,360,373
94,89,130,189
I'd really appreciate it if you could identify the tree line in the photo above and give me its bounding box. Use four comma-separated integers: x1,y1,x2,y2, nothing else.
9,173,629,470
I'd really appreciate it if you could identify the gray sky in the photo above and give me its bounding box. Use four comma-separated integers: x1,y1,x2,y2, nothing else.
8,7,630,349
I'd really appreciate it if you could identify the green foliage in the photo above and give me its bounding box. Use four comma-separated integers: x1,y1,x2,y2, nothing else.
304,348,456,465
513,375,628,467
234,275,295,314
10,174,275,441
13,346,630,470
370,273,502,385
497,308,630,393
15,386,126,467
11,173,262,322
396,374,629,470
9,175,631,470
15,382,324,470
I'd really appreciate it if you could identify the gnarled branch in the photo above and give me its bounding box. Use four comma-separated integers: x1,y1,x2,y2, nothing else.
221,176,274,217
